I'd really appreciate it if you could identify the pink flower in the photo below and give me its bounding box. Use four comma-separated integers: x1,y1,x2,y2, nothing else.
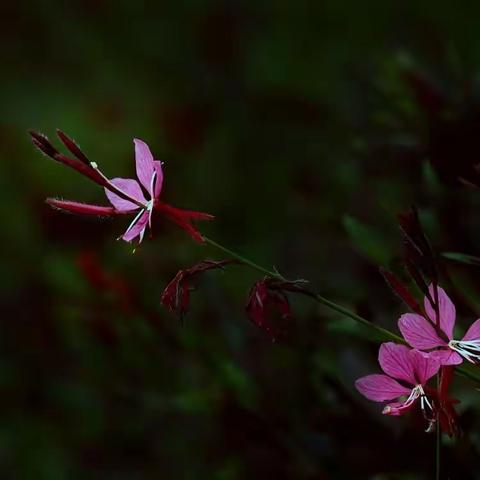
30,130,214,244
355,342,440,416
102,138,164,243
398,285,480,365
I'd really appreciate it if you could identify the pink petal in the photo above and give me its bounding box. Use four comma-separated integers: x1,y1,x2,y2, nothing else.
355,374,410,402
429,349,463,366
398,313,446,350
378,342,416,385
409,349,440,384
122,210,150,243
105,178,146,212
134,139,155,191
424,285,456,339
152,160,164,198
462,318,480,342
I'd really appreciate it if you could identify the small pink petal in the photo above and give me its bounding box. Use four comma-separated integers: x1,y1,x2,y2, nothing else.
424,285,456,339
462,318,480,342
429,349,463,366
152,160,164,198
409,349,440,384
378,342,416,385
122,210,149,243
134,139,155,191
355,374,411,402
105,178,146,211
398,313,446,350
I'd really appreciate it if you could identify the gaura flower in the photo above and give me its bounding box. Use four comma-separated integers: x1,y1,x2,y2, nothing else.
398,285,480,365
30,130,214,244
355,342,440,417
103,138,164,243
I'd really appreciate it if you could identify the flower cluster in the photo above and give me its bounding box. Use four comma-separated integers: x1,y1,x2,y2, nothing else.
356,284,480,433
30,131,479,442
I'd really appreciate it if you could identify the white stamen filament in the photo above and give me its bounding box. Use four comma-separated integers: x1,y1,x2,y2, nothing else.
383,384,433,416
420,392,433,413
123,208,146,237
149,171,157,199
449,339,480,363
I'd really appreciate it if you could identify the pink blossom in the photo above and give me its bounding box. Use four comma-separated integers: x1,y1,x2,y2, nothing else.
102,138,164,243
398,285,480,365
30,130,214,244
355,342,440,416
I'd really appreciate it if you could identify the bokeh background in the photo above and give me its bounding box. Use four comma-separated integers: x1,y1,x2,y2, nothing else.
3,1,480,478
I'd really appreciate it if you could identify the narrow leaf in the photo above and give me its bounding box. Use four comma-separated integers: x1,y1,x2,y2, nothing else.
442,252,480,267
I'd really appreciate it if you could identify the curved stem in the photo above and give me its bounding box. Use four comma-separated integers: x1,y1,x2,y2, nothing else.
203,237,284,280
203,236,480,384
204,236,403,343
310,291,404,343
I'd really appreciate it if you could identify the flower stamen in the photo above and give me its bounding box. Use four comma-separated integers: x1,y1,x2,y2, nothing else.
120,208,146,240
448,339,480,363
383,384,429,415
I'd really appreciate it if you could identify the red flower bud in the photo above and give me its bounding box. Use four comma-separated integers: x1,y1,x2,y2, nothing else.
246,278,300,341
56,129,91,165
161,260,234,320
29,130,108,188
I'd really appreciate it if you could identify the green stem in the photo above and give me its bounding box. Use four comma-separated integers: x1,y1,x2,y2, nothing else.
310,292,404,343
204,236,403,343
204,237,283,280
203,236,480,384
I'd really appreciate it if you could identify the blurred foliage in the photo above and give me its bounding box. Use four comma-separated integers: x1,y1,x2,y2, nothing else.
3,0,480,478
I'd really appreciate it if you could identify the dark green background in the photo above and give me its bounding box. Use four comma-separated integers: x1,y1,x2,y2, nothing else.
3,1,480,478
